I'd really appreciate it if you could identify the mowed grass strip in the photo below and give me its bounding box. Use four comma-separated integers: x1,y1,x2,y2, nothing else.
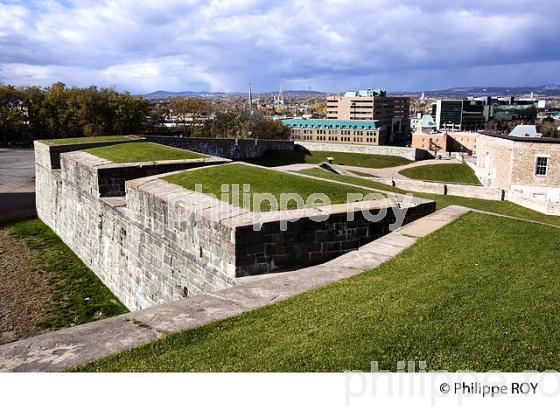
80,213,560,372
399,163,480,185
296,168,560,226
42,135,139,145
247,149,412,168
2,218,128,329
162,163,377,212
86,142,207,163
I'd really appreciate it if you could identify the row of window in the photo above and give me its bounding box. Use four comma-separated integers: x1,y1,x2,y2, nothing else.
293,129,377,136
291,135,378,143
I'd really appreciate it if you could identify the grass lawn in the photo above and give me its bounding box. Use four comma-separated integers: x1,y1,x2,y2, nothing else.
399,163,480,185
2,218,128,329
41,135,140,145
86,142,207,163
247,149,412,168
296,168,560,226
162,163,376,212
80,213,560,372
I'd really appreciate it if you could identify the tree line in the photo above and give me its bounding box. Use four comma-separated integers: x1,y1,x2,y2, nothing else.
0,83,291,146
0,82,149,146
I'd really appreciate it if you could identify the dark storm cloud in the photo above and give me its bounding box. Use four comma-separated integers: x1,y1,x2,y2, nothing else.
0,0,558,92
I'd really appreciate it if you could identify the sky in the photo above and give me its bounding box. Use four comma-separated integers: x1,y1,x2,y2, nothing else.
0,0,559,94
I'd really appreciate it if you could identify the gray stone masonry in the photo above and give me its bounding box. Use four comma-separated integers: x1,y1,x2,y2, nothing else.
34,136,145,169
144,135,294,159
0,206,469,372
296,141,428,160
34,140,435,313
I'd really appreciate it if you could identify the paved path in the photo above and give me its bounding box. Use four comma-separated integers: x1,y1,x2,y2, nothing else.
341,158,462,179
0,148,36,221
273,159,462,180
273,163,316,172
0,206,469,372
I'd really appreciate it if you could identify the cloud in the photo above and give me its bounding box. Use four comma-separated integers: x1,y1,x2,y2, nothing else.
0,0,558,92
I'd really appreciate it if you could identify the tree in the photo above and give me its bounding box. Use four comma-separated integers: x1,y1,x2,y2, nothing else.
168,97,212,136
0,83,152,146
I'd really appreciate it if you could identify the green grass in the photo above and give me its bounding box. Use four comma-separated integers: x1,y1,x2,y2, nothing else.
162,163,376,212
2,218,128,329
86,142,207,163
247,149,412,168
80,213,560,372
41,135,139,145
297,168,406,194
296,168,560,226
399,163,480,185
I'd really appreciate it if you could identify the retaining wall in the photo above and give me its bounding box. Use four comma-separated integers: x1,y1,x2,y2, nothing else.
35,141,435,310
295,141,427,161
145,136,294,159
374,177,505,200
506,190,560,216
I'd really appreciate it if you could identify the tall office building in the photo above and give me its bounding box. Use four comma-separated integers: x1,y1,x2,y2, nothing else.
326,88,410,140
433,97,538,131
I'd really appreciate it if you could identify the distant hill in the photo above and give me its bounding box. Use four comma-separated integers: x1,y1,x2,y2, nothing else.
144,85,560,99
143,89,327,98
393,84,560,97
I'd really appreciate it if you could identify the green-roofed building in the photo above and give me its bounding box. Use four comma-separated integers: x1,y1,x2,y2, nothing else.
281,118,387,146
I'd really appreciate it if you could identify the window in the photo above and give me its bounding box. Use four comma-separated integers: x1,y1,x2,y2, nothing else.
535,156,549,176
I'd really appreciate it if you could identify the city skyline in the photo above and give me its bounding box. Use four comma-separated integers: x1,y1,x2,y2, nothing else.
0,0,559,93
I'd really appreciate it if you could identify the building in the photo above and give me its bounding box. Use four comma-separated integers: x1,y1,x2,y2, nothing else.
433,100,485,131
473,132,560,215
282,118,386,145
481,96,538,122
326,88,409,140
411,130,477,156
432,97,539,132
411,114,437,133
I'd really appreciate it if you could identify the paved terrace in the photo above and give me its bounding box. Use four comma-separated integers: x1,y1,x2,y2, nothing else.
0,206,469,372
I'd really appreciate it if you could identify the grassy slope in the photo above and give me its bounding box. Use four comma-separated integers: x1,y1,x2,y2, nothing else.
162,163,376,212
81,213,560,372
399,163,480,185
296,168,560,226
247,149,412,168
86,142,207,163
42,135,137,145
3,219,128,329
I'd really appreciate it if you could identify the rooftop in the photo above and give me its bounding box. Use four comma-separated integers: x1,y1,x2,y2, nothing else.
282,118,381,130
508,125,541,138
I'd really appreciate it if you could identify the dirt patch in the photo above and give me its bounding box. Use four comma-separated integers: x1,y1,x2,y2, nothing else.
0,229,54,345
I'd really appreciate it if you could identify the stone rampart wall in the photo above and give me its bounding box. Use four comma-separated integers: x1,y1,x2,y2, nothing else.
145,136,294,159
295,141,427,161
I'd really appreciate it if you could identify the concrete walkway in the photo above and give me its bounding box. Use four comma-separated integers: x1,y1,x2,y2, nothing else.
0,148,37,221
341,158,461,179
273,163,316,172
0,206,469,372
273,158,461,180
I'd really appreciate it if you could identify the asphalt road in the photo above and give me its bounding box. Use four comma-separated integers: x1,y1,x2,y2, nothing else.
0,148,36,221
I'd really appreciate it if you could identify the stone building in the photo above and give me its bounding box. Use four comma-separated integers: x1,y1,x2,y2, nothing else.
473,133,560,215
411,131,478,156
282,119,386,145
